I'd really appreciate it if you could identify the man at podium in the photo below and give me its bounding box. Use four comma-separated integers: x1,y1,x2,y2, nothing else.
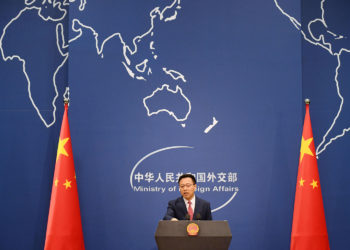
163,174,212,221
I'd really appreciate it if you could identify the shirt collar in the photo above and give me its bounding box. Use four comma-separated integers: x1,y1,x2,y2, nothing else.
184,195,195,204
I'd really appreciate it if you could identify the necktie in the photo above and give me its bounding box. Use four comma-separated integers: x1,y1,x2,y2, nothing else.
188,201,193,220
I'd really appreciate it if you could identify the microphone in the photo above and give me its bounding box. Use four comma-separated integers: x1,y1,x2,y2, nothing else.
195,213,201,220
184,214,190,220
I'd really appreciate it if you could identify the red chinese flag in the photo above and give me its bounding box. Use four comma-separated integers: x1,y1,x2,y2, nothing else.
44,103,85,250
290,102,330,250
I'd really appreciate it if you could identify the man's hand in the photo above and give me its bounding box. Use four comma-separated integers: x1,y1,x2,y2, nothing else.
171,218,178,221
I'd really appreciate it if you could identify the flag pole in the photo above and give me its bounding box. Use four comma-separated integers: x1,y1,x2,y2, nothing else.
63,86,70,106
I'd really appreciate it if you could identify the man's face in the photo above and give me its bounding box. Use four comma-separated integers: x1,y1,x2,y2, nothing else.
179,177,196,200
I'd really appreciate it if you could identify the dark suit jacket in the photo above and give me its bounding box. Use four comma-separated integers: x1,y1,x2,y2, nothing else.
163,196,212,220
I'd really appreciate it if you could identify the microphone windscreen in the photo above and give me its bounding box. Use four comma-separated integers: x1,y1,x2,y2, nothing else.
195,213,201,220
184,214,190,220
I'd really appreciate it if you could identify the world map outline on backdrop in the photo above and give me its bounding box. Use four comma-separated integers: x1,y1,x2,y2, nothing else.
1,0,218,132
0,1,69,127
3,0,349,155
274,0,350,156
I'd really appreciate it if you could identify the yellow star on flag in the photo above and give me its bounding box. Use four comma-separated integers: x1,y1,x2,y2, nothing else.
300,137,314,164
310,179,318,189
299,177,305,187
56,137,69,162
63,179,72,189
54,179,59,187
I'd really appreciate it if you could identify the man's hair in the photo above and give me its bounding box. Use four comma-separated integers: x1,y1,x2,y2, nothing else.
178,173,196,184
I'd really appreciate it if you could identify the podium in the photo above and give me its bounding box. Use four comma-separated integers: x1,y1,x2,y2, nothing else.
155,220,232,250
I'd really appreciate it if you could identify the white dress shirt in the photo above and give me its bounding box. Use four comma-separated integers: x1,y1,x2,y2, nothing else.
183,195,196,213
